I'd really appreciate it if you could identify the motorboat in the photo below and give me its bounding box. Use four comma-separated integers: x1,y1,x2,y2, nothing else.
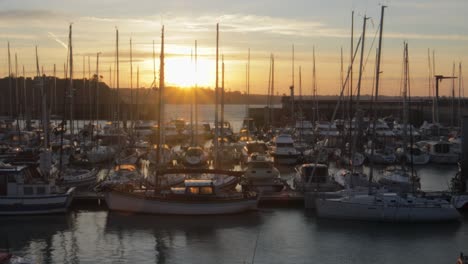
241,140,269,163
270,134,300,165
59,168,98,188
378,165,420,193
86,145,116,164
416,140,459,164
293,163,340,192
181,146,209,168
395,145,430,165
241,153,284,193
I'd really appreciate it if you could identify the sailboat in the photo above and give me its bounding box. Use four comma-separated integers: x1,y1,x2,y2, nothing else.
316,8,461,222
103,25,258,215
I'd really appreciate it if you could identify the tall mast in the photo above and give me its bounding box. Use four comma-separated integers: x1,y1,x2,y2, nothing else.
214,23,219,168
271,54,275,126
88,56,91,124
14,53,19,118
459,62,463,128
452,62,456,129
136,65,139,122
349,11,354,121
130,37,133,132
53,64,56,118
402,41,409,151
194,40,198,146
368,6,386,194
8,42,13,119
290,44,295,125
116,28,120,128
36,46,48,148
96,52,101,125
68,24,74,137
267,54,272,127
313,46,317,122
221,54,225,148
15,53,20,138
23,65,29,130
158,25,165,165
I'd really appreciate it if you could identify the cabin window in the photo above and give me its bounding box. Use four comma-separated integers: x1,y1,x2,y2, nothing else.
434,144,450,154
36,187,46,195
276,143,293,148
251,163,272,169
200,187,213,195
188,187,200,195
24,187,34,195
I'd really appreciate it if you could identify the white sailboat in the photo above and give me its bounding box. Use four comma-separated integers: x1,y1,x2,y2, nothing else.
316,8,461,222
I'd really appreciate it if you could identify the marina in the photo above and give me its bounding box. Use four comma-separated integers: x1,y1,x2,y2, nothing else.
1,1,468,263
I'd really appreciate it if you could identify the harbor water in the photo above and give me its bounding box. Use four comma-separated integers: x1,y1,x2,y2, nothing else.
2,104,467,264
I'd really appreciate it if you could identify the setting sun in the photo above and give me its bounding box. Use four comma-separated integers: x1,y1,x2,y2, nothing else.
165,56,215,88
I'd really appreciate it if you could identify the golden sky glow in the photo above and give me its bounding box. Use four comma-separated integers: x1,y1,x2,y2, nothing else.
1,0,468,97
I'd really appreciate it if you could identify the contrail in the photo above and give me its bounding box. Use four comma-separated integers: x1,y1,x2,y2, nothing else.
47,32,68,50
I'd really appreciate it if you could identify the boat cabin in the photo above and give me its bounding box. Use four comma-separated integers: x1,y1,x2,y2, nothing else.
0,165,54,197
171,180,215,195
298,164,329,184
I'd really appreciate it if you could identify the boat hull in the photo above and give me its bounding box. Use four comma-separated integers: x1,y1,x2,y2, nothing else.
105,190,258,215
316,198,460,222
0,188,75,215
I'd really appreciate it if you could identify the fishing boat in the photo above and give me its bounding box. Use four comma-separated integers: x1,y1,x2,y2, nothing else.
103,169,258,215
0,162,75,215
241,153,284,192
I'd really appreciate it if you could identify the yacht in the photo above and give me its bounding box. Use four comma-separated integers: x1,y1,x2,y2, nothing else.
133,120,157,138
293,163,340,192
416,140,459,164
395,145,430,165
241,153,284,193
241,140,269,163
181,146,209,168
270,134,300,165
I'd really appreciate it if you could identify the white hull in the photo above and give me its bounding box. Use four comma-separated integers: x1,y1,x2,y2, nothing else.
105,191,258,215
316,196,460,222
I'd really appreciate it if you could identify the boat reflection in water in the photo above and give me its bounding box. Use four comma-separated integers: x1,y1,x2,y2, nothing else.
0,214,73,263
104,211,263,263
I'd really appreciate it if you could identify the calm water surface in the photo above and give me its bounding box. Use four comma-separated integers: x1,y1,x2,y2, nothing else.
6,104,467,263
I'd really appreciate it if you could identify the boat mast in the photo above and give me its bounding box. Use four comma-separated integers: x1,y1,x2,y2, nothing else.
15,53,20,140
350,15,368,167
116,28,120,130
130,37,133,133
7,42,13,119
214,23,220,168
267,53,272,128
194,40,198,146
290,44,295,126
459,62,463,128
312,46,317,123
95,52,101,137
68,24,74,137
271,54,275,126
36,46,49,149
158,25,165,165
368,6,386,194
221,54,225,149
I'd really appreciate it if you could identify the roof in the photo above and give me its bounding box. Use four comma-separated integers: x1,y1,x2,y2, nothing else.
184,179,214,187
